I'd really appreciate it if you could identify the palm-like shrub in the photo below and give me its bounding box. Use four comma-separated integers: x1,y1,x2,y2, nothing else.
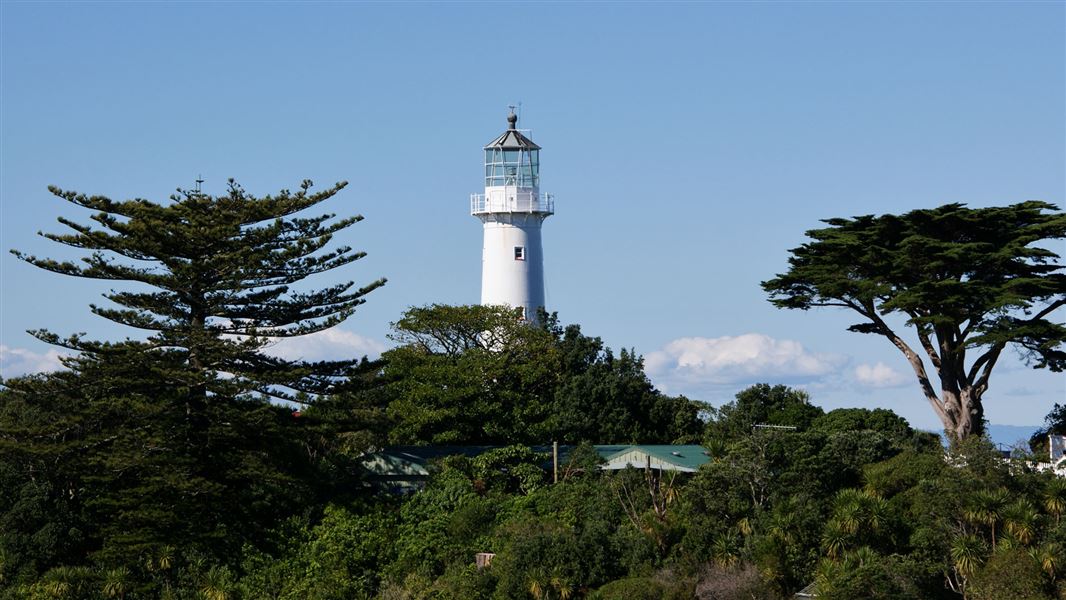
821,520,848,559
822,487,891,558
964,489,1009,546
1030,542,1060,580
949,533,986,596
1043,478,1066,525
1002,499,1040,546
199,565,235,600
101,566,131,599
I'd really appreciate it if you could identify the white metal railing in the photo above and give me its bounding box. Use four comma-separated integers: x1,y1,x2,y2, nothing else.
471,192,554,215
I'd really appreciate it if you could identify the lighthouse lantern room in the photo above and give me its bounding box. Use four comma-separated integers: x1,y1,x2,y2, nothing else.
471,110,554,321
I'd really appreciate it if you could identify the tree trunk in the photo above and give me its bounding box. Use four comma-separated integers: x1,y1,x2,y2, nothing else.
940,387,986,442
185,297,210,440
884,326,987,442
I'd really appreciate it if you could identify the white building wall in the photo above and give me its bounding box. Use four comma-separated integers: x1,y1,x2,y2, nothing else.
480,212,545,319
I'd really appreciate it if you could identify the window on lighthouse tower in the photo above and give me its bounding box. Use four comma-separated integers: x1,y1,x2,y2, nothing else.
514,246,526,261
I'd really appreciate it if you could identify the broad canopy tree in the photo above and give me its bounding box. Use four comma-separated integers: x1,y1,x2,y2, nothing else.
382,304,704,445
382,304,559,444
763,202,1066,440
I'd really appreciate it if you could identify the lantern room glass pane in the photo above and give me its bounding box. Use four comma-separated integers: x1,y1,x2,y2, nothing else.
484,147,540,187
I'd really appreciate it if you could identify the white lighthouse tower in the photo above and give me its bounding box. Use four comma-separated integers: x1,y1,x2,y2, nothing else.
471,110,554,321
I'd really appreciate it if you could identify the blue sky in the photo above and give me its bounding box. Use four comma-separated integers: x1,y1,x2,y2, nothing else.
1,1,1063,433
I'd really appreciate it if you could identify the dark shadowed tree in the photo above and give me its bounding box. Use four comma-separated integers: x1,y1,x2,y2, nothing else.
2,179,384,575
544,314,704,444
763,202,1066,440
0,347,318,569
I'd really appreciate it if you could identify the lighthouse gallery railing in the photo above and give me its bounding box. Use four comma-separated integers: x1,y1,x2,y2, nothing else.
471,192,554,215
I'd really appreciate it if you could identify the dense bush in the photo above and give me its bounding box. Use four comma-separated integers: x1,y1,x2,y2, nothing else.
4,360,1064,599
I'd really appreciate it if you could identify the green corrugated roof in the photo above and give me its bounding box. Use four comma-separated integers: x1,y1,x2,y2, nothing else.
361,444,712,478
604,445,711,471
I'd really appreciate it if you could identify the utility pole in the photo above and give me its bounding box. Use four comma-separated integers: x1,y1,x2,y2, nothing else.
553,441,559,483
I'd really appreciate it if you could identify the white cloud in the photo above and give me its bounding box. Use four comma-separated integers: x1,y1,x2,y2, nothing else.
0,345,68,378
261,329,386,362
0,330,386,380
854,362,909,388
645,333,844,390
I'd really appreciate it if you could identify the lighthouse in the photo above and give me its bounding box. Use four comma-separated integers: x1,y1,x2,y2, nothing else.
471,110,554,321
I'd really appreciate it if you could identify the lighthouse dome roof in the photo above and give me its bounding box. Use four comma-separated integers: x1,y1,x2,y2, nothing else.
484,114,541,150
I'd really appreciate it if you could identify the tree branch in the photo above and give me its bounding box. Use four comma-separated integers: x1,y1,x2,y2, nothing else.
864,303,950,426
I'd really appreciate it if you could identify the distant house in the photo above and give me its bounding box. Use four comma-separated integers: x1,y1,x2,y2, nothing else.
357,446,493,493
595,444,710,473
1051,434,1066,463
1033,434,1066,477
359,444,712,493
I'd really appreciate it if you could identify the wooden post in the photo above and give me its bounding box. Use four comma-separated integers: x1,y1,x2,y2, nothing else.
553,441,559,483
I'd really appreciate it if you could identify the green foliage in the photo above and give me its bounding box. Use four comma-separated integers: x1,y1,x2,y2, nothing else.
543,316,704,445
383,305,703,445
861,449,945,498
834,438,1066,599
11,179,384,402
821,489,892,557
372,462,648,599
705,384,823,444
590,574,691,600
1043,479,1066,526
383,304,558,444
681,392,1066,599
17,565,96,600
386,464,490,582
239,504,399,599
421,562,497,600
101,565,131,599
1,179,383,585
0,347,320,571
763,201,1066,439
814,551,925,600
489,520,586,600
7,367,1057,600
557,442,607,482
0,382,91,582
487,477,633,596
969,548,1053,600
811,407,906,438
471,446,549,495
